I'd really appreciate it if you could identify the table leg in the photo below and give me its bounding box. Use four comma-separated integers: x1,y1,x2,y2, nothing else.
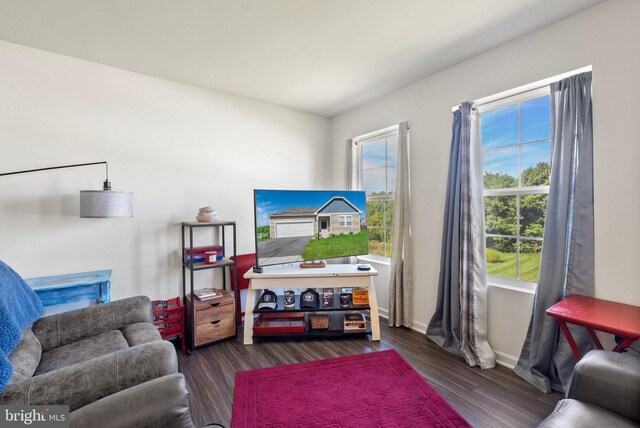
243,286,256,345
367,276,380,342
558,320,583,360
586,328,604,350
613,337,635,353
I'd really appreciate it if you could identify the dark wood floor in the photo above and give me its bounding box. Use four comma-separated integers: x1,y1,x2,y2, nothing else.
177,321,561,428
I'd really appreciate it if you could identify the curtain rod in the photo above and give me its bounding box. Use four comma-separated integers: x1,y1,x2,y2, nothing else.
353,123,406,144
451,65,593,112
474,65,592,108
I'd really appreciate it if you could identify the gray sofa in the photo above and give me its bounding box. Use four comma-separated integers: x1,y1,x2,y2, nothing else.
538,350,640,427
0,296,194,428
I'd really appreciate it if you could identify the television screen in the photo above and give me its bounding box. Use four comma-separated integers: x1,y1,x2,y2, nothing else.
254,189,368,267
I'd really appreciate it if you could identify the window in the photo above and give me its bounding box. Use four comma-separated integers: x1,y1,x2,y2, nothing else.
479,88,551,284
338,215,353,227
354,126,398,258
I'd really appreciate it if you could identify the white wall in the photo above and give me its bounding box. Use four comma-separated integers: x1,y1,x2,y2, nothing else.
0,40,331,300
331,0,640,366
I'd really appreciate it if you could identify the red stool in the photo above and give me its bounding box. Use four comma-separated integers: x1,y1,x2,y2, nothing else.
230,254,256,325
152,297,186,353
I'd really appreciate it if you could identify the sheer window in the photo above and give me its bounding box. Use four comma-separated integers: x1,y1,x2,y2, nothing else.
354,127,398,258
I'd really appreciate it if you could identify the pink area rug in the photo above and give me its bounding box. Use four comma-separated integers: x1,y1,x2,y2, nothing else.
232,349,470,427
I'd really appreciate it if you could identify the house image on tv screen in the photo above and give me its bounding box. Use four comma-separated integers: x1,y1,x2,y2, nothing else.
269,196,362,239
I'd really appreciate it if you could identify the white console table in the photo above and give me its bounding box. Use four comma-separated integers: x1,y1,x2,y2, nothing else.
243,264,380,345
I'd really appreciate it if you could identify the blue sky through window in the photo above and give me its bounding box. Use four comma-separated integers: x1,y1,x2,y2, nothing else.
522,96,551,142
483,147,519,180
362,134,397,195
481,104,517,149
521,141,551,171
481,95,551,184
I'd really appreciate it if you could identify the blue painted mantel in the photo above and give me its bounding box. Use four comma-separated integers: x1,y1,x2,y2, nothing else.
26,270,111,307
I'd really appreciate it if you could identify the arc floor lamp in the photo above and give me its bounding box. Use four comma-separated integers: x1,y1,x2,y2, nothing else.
0,161,133,218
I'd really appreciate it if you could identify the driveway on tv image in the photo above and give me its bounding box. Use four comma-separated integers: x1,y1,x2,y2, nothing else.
258,236,313,258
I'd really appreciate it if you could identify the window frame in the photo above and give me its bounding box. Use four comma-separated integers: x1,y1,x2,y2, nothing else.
353,124,399,259
478,86,551,287
338,215,353,227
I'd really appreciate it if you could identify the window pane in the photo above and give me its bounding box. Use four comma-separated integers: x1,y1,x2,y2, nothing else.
385,228,393,257
521,142,551,186
386,134,398,169
362,168,386,195
387,161,396,194
521,96,551,143
481,104,518,149
384,200,394,229
368,228,384,256
519,239,542,282
362,138,386,169
521,194,548,238
486,237,517,279
386,135,397,193
366,200,384,228
484,196,517,235
483,147,518,189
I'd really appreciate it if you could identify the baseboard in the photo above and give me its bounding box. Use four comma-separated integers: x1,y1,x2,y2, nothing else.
493,350,519,369
376,308,428,335
409,320,427,335
376,309,518,369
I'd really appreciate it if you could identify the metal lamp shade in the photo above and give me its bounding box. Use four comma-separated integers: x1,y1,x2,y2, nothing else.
80,190,133,218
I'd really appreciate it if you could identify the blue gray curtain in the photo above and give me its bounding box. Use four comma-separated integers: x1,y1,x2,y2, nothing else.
427,103,495,369
514,71,594,393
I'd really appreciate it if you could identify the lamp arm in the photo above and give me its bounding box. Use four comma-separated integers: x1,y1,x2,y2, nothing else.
0,161,110,189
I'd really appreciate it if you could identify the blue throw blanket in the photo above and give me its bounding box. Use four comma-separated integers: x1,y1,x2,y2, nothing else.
0,261,43,391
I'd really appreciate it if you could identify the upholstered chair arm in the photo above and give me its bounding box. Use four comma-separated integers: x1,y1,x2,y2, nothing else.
32,296,153,351
567,350,640,424
69,373,195,428
0,341,177,411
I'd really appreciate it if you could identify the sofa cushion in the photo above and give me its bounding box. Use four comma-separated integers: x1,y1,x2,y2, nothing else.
120,322,161,347
69,373,194,428
7,329,41,384
34,330,128,376
2,341,178,412
538,399,637,428
32,296,152,352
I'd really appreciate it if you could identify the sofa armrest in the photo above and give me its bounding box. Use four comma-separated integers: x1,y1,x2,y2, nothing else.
567,350,640,424
0,341,177,411
32,296,153,351
70,373,194,428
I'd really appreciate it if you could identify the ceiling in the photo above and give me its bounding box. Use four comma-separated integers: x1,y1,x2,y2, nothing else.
0,0,604,117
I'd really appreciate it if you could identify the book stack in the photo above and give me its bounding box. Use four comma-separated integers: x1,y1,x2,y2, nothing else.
193,288,222,301
343,312,367,332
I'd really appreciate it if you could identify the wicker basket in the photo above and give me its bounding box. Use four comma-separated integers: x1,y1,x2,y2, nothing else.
310,313,329,330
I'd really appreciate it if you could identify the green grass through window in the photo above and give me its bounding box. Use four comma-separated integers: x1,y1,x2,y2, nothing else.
486,251,541,282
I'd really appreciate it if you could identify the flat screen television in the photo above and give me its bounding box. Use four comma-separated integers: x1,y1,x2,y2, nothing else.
253,189,368,267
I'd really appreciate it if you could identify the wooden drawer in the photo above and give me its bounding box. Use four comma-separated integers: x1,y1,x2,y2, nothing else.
195,317,235,345
190,291,234,310
196,302,234,326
